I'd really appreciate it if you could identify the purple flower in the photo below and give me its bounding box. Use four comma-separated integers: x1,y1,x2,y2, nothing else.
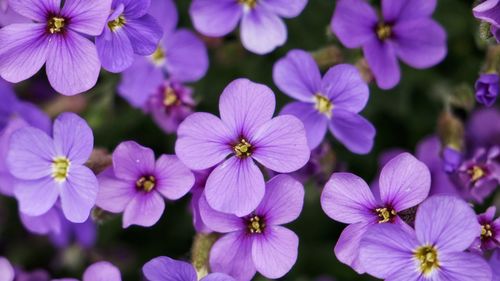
189,0,308,54
96,0,163,73
7,113,97,223
467,108,500,148
442,146,463,173
96,141,195,228
142,256,235,281
199,175,304,280
190,169,212,233
457,146,500,202
332,0,447,89
320,152,430,273
0,257,50,281
274,49,375,153
0,0,112,95
473,0,500,28
475,73,499,107
471,206,500,252
491,250,500,281
359,196,492,281
0,257,14,281
55,261,121,281
175,78,310,216
118,0,208,108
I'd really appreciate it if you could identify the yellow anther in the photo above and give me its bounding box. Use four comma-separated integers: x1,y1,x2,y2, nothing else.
233,139,252,158
108,15,126,31
136,176,156,192
314,94,333,118
414,245,440,276
48,17,65,34
52,157,70,182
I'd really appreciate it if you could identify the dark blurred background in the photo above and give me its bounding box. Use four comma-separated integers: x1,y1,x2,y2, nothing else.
0,0,489,280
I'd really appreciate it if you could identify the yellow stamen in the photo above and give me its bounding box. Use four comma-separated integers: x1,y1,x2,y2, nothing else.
481,224,493,239
238,0,257,9
233,139,252,158
108,15,126,31
52,157,70,182
248,215,265,233
469,165,486,182
414,245,440,276
314,94,333,118
376,23,392,40
48,17,65,34
136,176,156,192
375,207,397,223
150,46,166,66
163,87,179,107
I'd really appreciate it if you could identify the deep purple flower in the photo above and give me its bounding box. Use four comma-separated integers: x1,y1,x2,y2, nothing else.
96,141,194,228
332,0,447,89
96,0,163,73
457,146,500,202
321,152,430,273
189,0,308,54
0,0,112,95
473,0,500,28
142,256,235,281
471,207,500,252
475,73,499,107
274,49,375,153
359,196,492,281
7,113,97,223
176,78,310,216
55,261,121,281
200,175,304,281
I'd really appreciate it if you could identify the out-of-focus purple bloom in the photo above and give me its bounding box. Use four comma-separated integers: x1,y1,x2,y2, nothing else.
274,49,375,153
475,73,499,107
416,136,461,196
0,257,50,281
321,153,430,273
176,79,310,216
190,0,307,54
55,261,121,281
290,142,337,186
474,0,500,28
457,146,500,202
200,175,304,281
0,0,112,95
471,206,500,252
0,257,14,281
332,0,447,89
96,0,163,73
96,141,194,228
360,196,492,280
442,146,463,173
7,113,97,223
142,256,235,281
491,250,500,281
467,108,500,148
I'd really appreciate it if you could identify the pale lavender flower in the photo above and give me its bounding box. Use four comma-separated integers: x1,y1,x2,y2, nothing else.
190,0,308,54
321,152,430,273
54,261,121,281
491,250,500,281
176,78,310,216
142,256,235,281
475,73,499,107
96,0,163,73
332,0,447,89
0,0,112,95
274,49,375,153
96,141,194,228
200,175,304,281
359,196,492,281
7,113,97,223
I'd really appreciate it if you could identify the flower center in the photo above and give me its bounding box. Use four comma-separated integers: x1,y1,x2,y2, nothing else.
108,15,126,31
375,207,397,223
414,245,440,276
468,165,487,182
52,157,71,182
481,223,493,239
136,176,156,192
314,94,333,118
376,23,392,40
233,139,252,158
238,0,257,9
247,215,265,234
150,46,166,66
163,87,179,107
48,17,65,34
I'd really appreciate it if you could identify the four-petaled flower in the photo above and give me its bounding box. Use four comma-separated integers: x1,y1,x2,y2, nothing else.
7,113,98,223
321,152,431,273
200,175,304,281
176,78,310,216
274,49,375,153
359,196,492,281
96,141,195,228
